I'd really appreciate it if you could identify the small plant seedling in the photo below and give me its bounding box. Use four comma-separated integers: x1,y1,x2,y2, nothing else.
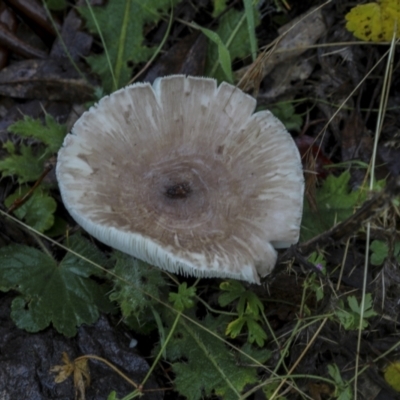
334,294,377,330
304,252,326,302
169,282,196,312
328,364,353,400
219,281,267,347
370,240,400,265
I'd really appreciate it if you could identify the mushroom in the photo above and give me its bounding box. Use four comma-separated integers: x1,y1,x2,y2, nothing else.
56,75,304,284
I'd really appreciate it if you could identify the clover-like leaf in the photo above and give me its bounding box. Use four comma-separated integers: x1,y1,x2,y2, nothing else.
334,294,377,330
169,282,196,312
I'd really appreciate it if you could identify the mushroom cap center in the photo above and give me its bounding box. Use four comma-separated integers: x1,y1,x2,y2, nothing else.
164,182,192,199
130,154,236,232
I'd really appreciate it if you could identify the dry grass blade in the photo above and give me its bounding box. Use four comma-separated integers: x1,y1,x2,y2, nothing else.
237,2,329,95
353,24,399,400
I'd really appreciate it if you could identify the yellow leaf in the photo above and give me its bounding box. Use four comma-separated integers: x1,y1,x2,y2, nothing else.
51,352,90,400
345,0,400,42
50,352,74,383
384,361,400,391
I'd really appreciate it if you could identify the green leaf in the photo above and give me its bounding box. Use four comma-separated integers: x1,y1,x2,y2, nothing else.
348,294,376,319
263,382,287,400
244,291,264,317
5,187,57,232
301,171,366,241
334,294,377,330
106,391,118,400
8,114,67,154
194,24,233,82
0,115,66,183
79,0,180,92
169,282,196,312
0,235,111,337
109,251,167,320
212,0,228,17
239,342,271,364
308,252,326,269
167,314,259,400
45,0,68,11
218,280,246,307
370,240,400,265
219,280,263,317
44,216,68,237
328,364,353,400
0,143,44,183
243,0,257,61
219,280,266,346
225,315,267,347
270,102,303,132
244,317,267,347
226,316,246,338
205,8,260,82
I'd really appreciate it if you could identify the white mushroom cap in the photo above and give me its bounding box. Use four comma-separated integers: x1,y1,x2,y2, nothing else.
56,75,304,284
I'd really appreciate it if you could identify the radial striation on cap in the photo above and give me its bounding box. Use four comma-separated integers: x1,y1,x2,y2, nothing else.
56,75,304,284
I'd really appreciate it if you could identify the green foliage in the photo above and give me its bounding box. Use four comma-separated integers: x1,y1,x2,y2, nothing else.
334,294,377,330
328,364,353,400
109,252,167,322
169,282,196,312
243,0,257,61
212,0,228,17
205,7,260,82
45,0,68,11
270,102,303,132
219,281,267,347
308,251,326,273
166,313,268,400
194,24,234,83
9,114,66,154
305,252,326,302
263,382,287,400
79,0,180,92
301,171,366,241
239,341,271,364
0,143,44,183
5,186,57,232
0,115,66,183
370,240,400,265
0,234,112,337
